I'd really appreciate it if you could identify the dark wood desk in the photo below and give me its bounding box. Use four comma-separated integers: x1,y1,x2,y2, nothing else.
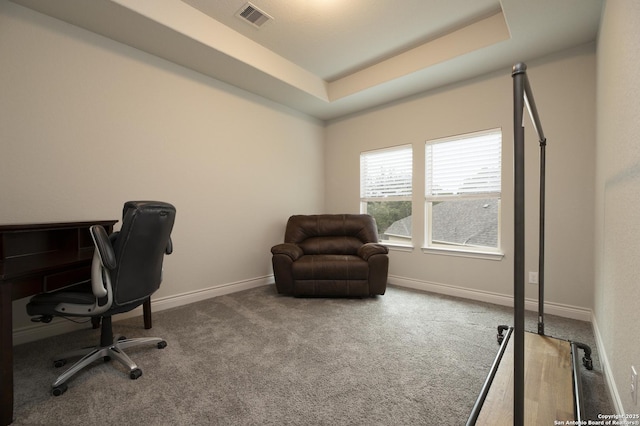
0,220,152,425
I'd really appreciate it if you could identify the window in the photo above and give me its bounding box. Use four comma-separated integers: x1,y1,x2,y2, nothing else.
360,145,412,245
425,129,501,253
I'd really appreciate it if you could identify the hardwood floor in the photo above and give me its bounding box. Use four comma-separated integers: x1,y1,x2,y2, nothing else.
476,332,574,425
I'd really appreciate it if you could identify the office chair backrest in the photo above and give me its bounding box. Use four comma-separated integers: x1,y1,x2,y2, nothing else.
110,201,176,308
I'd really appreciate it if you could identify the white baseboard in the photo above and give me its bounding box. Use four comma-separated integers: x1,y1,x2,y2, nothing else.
13,276,275,346
592,313,621,415
148,275,274,313
389,274,593,322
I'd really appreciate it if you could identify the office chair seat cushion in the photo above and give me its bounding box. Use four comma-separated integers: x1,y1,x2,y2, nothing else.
26,283,98,317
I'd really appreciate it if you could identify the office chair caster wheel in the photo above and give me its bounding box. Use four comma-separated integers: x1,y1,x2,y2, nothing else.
157,341,167,349
130,368,143,380
53,359,67,368
52,384,68,396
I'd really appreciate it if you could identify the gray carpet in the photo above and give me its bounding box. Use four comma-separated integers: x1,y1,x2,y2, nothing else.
12,285,612,425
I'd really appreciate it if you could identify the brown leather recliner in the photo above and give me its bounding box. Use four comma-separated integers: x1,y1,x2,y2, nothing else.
271,214,389,297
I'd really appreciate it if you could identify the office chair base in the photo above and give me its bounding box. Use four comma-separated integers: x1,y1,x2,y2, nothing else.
50,337,166,396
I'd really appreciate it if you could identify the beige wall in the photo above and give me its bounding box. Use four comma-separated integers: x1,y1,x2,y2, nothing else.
325,44,597,312
0,1,325,331
595,0,640,415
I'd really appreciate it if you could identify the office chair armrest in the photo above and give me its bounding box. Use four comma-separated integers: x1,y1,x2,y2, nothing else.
358,243,389,260
271,243,303,261
166,237,173,255
90,225,117,270
89,225,116,300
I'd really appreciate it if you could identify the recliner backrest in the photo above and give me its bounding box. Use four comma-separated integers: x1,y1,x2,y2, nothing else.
284,214,379,255
110,201,176,307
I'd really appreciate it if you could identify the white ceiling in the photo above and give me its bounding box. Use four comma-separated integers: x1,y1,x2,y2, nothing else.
182,0,503,81
10,0,603,120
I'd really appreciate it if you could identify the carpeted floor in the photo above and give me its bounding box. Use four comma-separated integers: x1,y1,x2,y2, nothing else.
12,285,612,425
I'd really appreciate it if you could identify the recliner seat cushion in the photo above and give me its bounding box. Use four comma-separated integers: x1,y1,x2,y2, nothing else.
291,255,368,280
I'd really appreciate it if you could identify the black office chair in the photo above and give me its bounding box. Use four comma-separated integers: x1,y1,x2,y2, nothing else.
27,201,176,396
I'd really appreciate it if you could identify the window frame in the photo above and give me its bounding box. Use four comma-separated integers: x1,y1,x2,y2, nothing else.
423,128,503,259
360,144,413,248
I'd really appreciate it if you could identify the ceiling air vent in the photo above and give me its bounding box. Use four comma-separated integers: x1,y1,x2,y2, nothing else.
236,3,273,28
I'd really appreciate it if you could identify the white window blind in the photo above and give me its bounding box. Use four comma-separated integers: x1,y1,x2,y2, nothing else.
426,129,501,198
360,145,412,199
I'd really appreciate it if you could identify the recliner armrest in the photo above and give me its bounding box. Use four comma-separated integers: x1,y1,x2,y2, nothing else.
358,243,389,260
271,243,303,261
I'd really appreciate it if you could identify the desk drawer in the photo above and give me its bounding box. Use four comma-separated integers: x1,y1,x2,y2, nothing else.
44,266,91,292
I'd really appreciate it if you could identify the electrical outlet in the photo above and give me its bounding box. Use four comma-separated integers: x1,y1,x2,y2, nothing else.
632,366,638,405
528,271,538,284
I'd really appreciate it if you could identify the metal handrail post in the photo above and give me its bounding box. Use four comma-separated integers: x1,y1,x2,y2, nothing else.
512,62,527,426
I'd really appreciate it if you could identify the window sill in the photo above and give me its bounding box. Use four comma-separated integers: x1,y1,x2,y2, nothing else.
421,246,504,261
